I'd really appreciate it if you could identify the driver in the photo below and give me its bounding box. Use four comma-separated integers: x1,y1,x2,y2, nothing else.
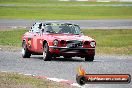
59,25,72,34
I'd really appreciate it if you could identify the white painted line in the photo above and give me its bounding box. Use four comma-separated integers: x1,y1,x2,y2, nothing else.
18,73,23,75
47,78,66,82
11,26,17,29
1,71,7,73
77,0,88,1
32,74,36,77
21,26,27,29
24,74,32,76
97,0,111,2
71,83,84,88
59,0,70,1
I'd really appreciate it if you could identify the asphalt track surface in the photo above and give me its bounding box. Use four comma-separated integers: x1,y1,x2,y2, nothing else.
0,50,132,88
0,19,132,88
0,19,132,29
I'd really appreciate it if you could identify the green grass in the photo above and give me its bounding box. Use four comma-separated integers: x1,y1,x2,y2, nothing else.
1,0,132,4
0,29,132,55
0,72,71,88
0,29,27,46
83,29,132,55
0,0,132,19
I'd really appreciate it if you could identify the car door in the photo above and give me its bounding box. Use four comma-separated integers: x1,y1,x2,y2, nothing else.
31,23,42,53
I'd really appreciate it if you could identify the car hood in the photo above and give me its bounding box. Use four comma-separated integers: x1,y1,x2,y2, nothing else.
48,34,94,41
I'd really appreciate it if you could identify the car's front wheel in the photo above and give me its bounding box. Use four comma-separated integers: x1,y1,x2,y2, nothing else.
22,41,31,58
85,56,94,61
43,43,51,61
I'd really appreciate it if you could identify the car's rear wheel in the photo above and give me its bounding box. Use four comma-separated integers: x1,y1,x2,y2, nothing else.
22,41,31,58
85,56,94,61
43,43,51,61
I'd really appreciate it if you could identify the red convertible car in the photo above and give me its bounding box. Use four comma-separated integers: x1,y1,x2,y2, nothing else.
22,22,96,61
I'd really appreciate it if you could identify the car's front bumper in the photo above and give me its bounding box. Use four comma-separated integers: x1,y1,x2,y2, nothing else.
49,46,95,57
49,46,95,49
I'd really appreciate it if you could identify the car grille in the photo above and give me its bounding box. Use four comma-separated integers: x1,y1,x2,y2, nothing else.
66,40,82,48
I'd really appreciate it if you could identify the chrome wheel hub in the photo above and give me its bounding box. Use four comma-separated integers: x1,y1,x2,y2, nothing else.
43,51,46,58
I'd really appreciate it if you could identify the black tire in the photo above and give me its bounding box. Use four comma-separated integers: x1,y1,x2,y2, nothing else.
22,41,31,58
85,56,94,61
43,43,51,61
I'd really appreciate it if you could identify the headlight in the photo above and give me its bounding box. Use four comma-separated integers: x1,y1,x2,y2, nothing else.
90,41,95,47
53,39,59,46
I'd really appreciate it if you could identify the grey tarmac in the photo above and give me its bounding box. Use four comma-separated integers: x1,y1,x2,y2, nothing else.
0,50,132,88
0,19,132,30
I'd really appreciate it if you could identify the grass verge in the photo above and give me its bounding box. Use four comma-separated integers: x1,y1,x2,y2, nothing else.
0,72,75,88
0,29,132,55
83,29,132,55
0,29,26,46
0,1,132,19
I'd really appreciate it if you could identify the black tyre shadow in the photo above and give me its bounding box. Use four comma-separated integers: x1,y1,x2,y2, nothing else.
52,57,84,62
30,56,85,62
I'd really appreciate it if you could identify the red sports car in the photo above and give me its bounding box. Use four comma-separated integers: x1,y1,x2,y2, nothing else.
22,22,96,61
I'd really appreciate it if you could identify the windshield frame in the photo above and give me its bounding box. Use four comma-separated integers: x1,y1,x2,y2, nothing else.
43,23,83,35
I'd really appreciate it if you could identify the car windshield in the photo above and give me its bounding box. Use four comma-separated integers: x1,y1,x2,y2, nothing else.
44,23,82,35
